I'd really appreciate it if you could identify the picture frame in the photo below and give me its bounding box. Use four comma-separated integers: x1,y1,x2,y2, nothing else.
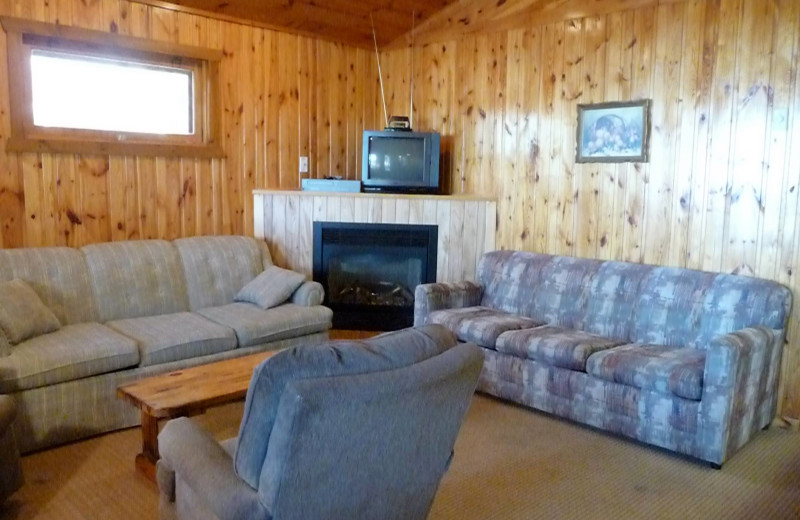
576,99,651,163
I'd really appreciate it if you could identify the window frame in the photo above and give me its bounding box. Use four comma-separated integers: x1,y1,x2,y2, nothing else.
0,17,224,158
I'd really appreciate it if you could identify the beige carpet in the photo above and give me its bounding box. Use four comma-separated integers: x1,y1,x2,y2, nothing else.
2,395,799,520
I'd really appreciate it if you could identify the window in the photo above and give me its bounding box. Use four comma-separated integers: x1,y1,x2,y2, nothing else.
1,17,223,157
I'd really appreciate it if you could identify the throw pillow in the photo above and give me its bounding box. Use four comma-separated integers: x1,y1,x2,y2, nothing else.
0,279,61,345
235,266,306,310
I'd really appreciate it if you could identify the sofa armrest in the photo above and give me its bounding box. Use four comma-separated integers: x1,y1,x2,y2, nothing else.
414,281,483,327
697,326,783,464
158,417,270,520
290,281,324,307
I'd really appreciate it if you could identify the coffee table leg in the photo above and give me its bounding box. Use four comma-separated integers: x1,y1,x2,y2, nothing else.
135,411,159,483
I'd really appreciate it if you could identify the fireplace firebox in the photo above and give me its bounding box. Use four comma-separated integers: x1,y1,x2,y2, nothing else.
313,222,437,330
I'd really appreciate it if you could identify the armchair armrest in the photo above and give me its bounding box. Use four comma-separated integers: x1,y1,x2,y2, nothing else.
697,326,783,464
290,281,324,307
158,417,269,520
414,281,483,326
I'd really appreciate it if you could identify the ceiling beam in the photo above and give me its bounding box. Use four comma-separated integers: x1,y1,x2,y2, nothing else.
385,0,687,49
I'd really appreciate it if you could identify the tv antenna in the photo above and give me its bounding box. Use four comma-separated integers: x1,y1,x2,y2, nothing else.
410,10,415,129
370,12,389,128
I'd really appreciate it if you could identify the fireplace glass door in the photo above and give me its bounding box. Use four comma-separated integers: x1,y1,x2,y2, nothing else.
313,222,437,330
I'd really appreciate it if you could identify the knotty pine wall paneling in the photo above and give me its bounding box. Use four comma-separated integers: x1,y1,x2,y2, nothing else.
0,0,378,249
376,0,800,419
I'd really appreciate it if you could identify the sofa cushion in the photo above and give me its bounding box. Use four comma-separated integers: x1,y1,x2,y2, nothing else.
197,303,333,348
427,306,543,347
82,240,189,322
235,266,305,310
107,313,237,367
234,324,458,490
0,246,98,325
174,236,270,311
0,279,61,345
0,323,139,392
496,326,624,372
586,344,706,401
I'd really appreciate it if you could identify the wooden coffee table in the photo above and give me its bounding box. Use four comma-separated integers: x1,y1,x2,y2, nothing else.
117,351,278,482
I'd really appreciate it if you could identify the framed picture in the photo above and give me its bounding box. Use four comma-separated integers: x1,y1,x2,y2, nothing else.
576,100,650,163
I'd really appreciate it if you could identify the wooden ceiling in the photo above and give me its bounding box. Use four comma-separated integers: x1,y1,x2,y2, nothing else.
136,0,459,48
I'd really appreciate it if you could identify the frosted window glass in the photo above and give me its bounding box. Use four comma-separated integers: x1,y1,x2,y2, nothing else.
30,50,193,135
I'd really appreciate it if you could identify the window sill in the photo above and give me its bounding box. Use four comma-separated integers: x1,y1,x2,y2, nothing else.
6,137,225,158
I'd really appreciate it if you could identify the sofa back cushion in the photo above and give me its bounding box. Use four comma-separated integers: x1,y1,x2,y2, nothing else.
477,251,792,348
478,251,551,314
233,324,458,491
0,247,97,325
174,236,271,310
579,261,653,339
82,240,189,322
694,274,791,347
532,256,603,327
630,267,716,347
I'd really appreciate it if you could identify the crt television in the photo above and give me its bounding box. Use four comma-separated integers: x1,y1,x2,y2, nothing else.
361,130,441,194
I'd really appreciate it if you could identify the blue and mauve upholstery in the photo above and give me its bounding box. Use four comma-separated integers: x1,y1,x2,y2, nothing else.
156,325,483,520
497,326,624,372
587,344,706,401
414,250,792,466
428,306,542,347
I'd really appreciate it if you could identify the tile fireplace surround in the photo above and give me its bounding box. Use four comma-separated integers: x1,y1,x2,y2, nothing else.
253,190,496,283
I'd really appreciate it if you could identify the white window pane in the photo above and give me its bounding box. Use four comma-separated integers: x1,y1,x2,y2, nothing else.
30,50,193,135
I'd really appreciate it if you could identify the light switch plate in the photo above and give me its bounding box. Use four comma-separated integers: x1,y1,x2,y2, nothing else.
299,156,309,173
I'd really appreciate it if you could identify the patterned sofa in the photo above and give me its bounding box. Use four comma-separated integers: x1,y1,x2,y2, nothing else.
0,236,332,454
414,251,792,466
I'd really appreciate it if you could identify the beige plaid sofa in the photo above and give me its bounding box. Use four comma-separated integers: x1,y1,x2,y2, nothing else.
0,236,332,454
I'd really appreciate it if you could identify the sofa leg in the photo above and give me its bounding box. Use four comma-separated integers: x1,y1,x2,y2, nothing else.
709,462,722,470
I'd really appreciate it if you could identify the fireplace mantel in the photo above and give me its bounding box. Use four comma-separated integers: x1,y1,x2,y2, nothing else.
253,190,496,283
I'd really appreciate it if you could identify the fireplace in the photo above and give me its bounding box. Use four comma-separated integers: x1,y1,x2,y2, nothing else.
313,222,438,330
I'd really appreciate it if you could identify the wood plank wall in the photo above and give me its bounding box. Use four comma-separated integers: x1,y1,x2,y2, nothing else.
377,0,800,420
0,0,377,249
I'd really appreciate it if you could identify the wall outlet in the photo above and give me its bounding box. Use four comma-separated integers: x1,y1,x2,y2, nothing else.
299,156,309,173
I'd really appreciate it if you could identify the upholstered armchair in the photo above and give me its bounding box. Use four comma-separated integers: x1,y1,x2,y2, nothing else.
0,395,23,504
156,325,483,520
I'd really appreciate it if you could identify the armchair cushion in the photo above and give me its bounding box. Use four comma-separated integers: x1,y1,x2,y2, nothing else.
107,312,237,367
235,266,306,310
0,279,61,346
587,344,706,401
427,306,543,347
496,326,624,372
233,324,457,490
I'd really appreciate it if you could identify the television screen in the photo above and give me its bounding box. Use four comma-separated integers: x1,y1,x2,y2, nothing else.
367,136,426,183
